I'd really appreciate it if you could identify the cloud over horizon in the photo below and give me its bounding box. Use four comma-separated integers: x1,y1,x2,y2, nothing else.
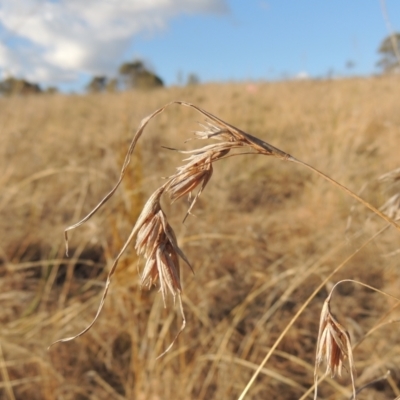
0,0,229,85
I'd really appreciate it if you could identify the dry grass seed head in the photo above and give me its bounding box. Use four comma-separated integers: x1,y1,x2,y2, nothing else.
164,120,250,220
126,186,189,357
134,190,190,306
314,297,356,399
138,218,184,306
166,154,214,203
165,148,230,221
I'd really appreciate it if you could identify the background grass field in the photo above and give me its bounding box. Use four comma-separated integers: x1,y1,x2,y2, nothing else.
1,75,400,399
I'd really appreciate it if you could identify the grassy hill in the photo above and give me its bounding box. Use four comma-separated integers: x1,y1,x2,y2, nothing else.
0,76,399,399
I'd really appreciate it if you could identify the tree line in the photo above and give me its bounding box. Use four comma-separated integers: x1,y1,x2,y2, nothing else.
86,60,164,93
0,59,167,96
1,34,399,96
86,60,200,93
0,76,56,96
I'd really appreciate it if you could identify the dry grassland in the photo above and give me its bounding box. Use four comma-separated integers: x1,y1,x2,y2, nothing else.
0,76,400,399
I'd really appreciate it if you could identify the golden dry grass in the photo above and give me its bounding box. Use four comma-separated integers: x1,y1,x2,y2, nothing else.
1,76,400,399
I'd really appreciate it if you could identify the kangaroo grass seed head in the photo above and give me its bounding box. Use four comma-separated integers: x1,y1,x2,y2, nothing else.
133,185,195,304
136,208,184,305
132,190,188,356
315,301,354,378
314,295,356,399
166,153,214,203
165,141,239,220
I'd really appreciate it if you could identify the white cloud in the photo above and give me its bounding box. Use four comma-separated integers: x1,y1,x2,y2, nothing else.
295,71,309,80
0,0,228,84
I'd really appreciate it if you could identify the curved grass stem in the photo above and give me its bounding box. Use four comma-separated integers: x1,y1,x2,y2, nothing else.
289,157,400,233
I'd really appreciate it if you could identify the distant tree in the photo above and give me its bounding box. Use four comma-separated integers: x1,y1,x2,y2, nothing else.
377,33,400,73
119,60,144,77
0,77,41,96
118,60,164,90
134,70,163,89
86,76,107,93
186,73,200,86
106,78,118,93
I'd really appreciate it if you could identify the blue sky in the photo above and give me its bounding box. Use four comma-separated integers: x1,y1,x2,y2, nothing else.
0,0,399,92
